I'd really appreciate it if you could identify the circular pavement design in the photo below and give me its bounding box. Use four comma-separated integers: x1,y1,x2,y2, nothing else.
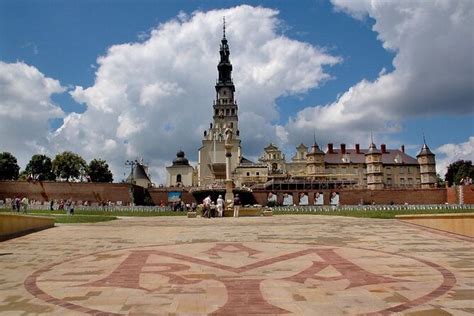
25,241,455,315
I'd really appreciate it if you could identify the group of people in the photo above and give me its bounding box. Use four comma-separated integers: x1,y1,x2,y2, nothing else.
11,196,29,213
202,194,241,218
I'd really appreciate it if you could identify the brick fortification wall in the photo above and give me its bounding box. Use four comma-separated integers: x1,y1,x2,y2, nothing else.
445,185,474,205
253,188,447,206
1,181,455,206
0,181,132,205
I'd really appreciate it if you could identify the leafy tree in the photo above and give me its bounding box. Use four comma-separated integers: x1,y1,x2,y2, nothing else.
87,159,113,183
25,154,55,181
436,173,445,187
0,152,20,180
444,160,474,186
52,151,87,181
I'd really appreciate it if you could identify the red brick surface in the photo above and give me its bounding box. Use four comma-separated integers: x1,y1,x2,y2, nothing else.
462,185,474,204
0,181,132,204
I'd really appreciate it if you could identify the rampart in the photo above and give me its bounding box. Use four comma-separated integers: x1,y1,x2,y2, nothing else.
0,181,132,205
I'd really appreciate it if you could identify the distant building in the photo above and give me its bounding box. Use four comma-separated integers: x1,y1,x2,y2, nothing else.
257,141,437,189
166,21,437,190
166,150,194,187
126,162,152,188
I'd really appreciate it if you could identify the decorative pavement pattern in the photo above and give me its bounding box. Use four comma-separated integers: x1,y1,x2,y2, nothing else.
0,215,473,315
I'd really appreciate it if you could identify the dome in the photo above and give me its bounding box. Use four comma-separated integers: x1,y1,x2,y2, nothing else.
173,150,189,166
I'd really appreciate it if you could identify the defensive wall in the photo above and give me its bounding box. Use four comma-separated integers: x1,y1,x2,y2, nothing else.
0,181,132,205
1,181,472,206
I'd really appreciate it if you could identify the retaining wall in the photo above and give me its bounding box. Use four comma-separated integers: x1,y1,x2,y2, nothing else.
0,214,55,241
397,213,474,237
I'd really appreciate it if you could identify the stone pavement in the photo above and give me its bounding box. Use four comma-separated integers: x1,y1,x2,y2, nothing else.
0,215,473,315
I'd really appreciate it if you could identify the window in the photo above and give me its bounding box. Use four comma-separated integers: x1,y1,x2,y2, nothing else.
246,172,250,176
256,172,260,176
231,109,235,115
230,122,233,128
176,174,182,183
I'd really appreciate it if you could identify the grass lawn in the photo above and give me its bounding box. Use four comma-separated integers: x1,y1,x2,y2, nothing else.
0,209,117,223
0,208,186,217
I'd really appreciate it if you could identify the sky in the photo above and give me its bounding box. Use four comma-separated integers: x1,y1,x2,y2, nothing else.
0,0,473,183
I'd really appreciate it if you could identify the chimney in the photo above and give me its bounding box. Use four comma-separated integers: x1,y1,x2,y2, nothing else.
355,144,360,154
340,143,346,154
381,144,387,154
401,145,405,153
328,143,334,154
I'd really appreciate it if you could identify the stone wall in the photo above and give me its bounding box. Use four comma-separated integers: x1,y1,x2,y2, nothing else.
253,188,447,206
0,181,132,205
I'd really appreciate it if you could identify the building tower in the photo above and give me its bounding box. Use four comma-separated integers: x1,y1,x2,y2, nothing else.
416,139,436,189
306,141,325,176
365,142,384,190
198,19,242,186
166,150,194,187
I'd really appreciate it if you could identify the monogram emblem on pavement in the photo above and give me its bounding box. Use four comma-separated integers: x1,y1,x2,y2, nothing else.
25,242,455,315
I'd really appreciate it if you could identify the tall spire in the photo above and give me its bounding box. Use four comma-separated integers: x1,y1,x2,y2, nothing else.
223,16,226,39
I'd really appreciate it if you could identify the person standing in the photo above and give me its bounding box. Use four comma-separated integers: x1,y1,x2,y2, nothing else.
217,195,224,217
233,194,241,218
15,197,21,212
203,195,212,218
21,196,29,213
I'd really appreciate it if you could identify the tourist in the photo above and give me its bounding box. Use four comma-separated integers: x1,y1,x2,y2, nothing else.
21,196,29,213
15,197,21,212
10,198,15,211
217,195,224,217
66,199,74,215
330,192,339,209
191,202,197,212
49,200,54,211
233,194,241,217
203,195,212,218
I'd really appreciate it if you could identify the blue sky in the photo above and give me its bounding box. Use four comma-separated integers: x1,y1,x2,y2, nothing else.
0,0,472,182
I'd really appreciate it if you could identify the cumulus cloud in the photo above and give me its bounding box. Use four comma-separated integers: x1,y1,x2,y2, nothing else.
0,61,65,166
283,0,474,149
435,137,474,176
52,5,340,183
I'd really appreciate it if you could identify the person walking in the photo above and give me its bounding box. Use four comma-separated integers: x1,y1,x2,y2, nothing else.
203,195,212,218
217,195,224,217
233,194,241,218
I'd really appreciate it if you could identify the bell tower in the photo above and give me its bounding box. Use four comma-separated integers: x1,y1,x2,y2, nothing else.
212,17,239,137
198,18,242,186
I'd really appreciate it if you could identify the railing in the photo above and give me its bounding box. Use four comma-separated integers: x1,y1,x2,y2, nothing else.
272,204,474,213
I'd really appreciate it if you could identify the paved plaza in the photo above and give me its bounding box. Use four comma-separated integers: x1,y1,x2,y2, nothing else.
0,215,473,315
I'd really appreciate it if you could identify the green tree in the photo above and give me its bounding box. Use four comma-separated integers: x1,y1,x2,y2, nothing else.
52,151,87,181
444,160,474,186
0,152,20,180
25,154,55,181
87,158,113,182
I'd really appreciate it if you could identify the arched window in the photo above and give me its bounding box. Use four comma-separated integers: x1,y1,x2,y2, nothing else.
176,174,182,183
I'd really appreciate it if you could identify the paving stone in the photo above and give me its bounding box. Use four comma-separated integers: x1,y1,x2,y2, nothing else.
0,215,472,315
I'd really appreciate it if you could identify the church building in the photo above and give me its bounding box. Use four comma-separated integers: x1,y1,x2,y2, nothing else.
166,21,437,191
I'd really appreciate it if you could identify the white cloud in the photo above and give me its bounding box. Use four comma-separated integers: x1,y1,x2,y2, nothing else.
52,5,340,183
435,137,474,176
283,0,474,149
0,61,65,166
